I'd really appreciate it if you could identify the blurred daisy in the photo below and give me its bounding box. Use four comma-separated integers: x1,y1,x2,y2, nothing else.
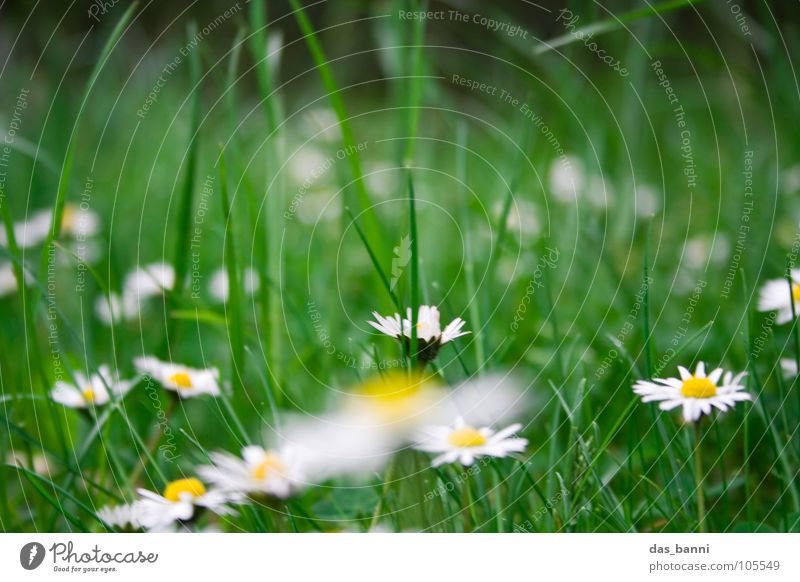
414,416,527,467
208,267,260,303
60,202,100,239
683,234,731,270
94,292,140,325
302,106,341,142
124,262,175,301
134,356,220,398
0,263,18,297
438,373,527,428
368,305,470,363
758,270,800,324
296,188,342,225
97,503,140,530
133,477,239,531
287,145,332,185
781,358,798,378
50,366,135,408
781,164,800,193
548,155,584,203
633,362,751,423
6,452,53,477
347,371,441,426
635,183,661,217
198,445,303,499
493,200,540,239
364,162,397,199
278,412,399,483
0,209,51,248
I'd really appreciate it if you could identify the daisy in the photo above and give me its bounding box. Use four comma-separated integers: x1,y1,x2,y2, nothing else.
781,358,798,378
0,209,51,249
134,356,221,398
50,365,136,408
758,270,800,324
635,184,661,217
368,305,470,363
548,154,584,203
124,262,175,301
414,416,528,467
0,263,18,297
94,292,140,325
208,267,260,303
198,445,303,499
60,202,100,239
133,477,240,531
97,503,140,530
278,411,400,483
633,362,752,423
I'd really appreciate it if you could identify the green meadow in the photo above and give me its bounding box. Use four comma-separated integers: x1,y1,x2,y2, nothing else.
0,0,799,532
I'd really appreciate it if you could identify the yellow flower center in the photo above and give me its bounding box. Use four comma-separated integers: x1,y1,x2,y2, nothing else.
447,427,487,447
358,372,426,402
82,388,95,403
355,372,439,422
792,284,800,303
168,372,193,389
61,204,77,231
163,478,206,502
251,451,285,481
680,377,717,399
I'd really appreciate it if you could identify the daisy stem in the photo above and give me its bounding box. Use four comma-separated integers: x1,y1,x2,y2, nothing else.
127,394,177,488
785,268,800,422
462,469,480,531
692,422,707,533
408,171,420,370
369,458,395,530
455,123,485,372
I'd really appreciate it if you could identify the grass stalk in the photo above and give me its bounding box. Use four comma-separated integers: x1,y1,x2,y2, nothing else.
692,422,707,532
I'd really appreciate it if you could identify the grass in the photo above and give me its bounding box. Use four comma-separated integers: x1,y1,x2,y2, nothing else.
0,0,799,533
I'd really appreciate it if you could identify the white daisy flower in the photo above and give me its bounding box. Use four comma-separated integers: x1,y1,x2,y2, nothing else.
364,162,397,199
493,199,540,239
780,358,798,378
94,292,140,325
437,373,527,428
548,154,585,203
198,445,303,499
287,145,332,185
124,262,175,301
60,203,100,239
302,106,341,142
414,416,528,467
6,452,53,477
0,209,51,248
0,262,36,297
133,477,240,531
50,365,135,408
781,164,800,193
208,267,260,303
0,263,19,297
633,362,752,423
277,411,399,483
97,503,140,530
758,270,800,324
635,184,661,216
296,188,342,225
134,356,220,398
368,305,470,362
